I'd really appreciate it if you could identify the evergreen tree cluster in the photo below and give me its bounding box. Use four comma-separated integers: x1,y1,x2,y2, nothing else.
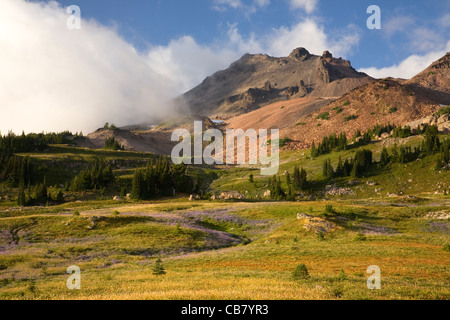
71,159,115,192
322,149,374,179
267,167,309,200
292,166,308,190
131,157,193,200
104,137,124,151
17,177,64,206
0,131,84,156
0,155,34,186
268,176,286,200
311,132,348,157
366,123,395,138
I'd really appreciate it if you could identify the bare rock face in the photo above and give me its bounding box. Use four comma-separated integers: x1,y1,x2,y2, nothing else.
317,60,331,83
298,80,308,97
289,47,311,62
321,51,333,61
181,46,371,119
404,112,450,133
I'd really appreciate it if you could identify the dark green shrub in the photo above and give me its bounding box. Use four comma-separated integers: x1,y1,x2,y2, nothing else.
316,112,330,120
354,230,367,241
293,263,310,280
344,115,358,122
152,258,166,276
388,106,398,114
325,205,336,215
338,269,347,281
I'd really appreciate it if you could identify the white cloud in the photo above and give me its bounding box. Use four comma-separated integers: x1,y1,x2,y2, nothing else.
409,27,445,53
439,13,450,29
0,0,178,134
358,41,450,79
212,0,269,12
289,0,318,13
213,0,243,11
383,16,415,37
147,36,243,94
267,19,360,58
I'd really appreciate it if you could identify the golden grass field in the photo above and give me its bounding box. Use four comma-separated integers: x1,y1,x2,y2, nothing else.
1,200,449,300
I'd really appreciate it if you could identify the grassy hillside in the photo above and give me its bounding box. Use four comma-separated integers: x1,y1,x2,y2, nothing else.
0,201,448,300
0,134,449,300
210,134,450,199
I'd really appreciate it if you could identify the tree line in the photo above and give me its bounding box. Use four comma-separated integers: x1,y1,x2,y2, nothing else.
131,157,193,200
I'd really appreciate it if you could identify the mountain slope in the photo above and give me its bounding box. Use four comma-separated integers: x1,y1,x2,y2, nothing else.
181,48,372,119
223,53,450,149
407,52,450,93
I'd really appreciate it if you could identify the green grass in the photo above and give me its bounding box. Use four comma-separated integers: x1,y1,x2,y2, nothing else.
0,200,448,300
435,106,450,116
1,134,449,300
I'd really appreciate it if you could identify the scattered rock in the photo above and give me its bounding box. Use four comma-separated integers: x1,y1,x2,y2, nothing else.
425,210,450,220
113,196,123,201
325,184,355,196
297,213,313,220
366,180,378,186
218,191,245,200
297,214,340,234
387,193,399,197
189,195,194,201
263,190,271,198
405,113,450,134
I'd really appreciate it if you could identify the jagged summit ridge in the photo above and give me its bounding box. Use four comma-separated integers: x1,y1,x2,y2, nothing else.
181,47,372,119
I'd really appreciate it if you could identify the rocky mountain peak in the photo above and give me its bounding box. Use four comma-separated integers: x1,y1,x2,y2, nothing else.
289,47,311,62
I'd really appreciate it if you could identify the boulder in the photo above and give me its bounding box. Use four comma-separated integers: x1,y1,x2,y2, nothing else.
297,213,313,220
218,191,245,200
263,190,271,198
113,196,123,201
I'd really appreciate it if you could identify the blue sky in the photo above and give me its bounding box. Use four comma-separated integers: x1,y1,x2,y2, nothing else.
51,0,449,71
0,0,449,133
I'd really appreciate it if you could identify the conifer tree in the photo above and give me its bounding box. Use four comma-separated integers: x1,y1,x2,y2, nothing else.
152,258,166,276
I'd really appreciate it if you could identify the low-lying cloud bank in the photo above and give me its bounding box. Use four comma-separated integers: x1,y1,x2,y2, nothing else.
0,0,178,134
